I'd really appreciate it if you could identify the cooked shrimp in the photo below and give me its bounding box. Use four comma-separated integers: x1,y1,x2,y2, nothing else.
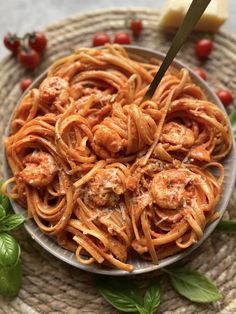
92,127,126,158
161,122,195,147
16,151,58,188
188,146,211,162
39,77,69,105
150,169,196,209
69,83,83,100
84,168,125,207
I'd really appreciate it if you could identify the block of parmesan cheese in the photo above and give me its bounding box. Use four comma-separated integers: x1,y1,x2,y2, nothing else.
159,0,228,33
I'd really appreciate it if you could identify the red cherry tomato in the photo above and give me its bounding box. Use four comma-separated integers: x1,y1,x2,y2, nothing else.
18,48,40,70
216,89,233,107
3,33,21,54
28,31,47,53
195,38,213,60
20,78,33,92
93,33,110,47
193,68,207,80
130,19,143,36
114,32,131,45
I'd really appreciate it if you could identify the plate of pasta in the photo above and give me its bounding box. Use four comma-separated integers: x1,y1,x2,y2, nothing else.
2,44,236,275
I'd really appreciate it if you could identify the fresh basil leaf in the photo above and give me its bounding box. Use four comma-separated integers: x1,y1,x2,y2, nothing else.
0,182,10,212
0,233,20,267
216,220,236,233
165,268,222,303
0,261,22,297
0,205,6,221
229,112,236,138
143,281,161,314
95,276,143,312
135,305,149,314
0,214,25,232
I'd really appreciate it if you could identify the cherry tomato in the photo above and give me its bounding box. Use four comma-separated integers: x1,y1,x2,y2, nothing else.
18,48,40,70
130,18,143,36
3,33,21,54
216,89,233,107
93,33,110,47
114,32,131,45
20,78,33,92
195,38,213,60
193,68,207,80
28,31,47,53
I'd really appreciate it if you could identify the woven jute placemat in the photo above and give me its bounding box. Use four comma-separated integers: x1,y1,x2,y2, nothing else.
0,8,236,314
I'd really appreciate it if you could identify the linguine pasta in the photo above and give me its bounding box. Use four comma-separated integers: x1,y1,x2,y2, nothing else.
3,44,232,271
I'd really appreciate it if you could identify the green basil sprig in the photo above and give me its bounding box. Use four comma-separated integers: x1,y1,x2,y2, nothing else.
0,183,10,212
0,214,25,232
0,205,6,221
163,268,222,303
95,276,161,314
0,233,20,267
0,181,25,297
96,267,221,313
0,261,22,297
216,220,236,233
142,281,161,314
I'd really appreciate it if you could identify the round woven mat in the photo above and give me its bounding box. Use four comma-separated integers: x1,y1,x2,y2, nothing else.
0,8,236,314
